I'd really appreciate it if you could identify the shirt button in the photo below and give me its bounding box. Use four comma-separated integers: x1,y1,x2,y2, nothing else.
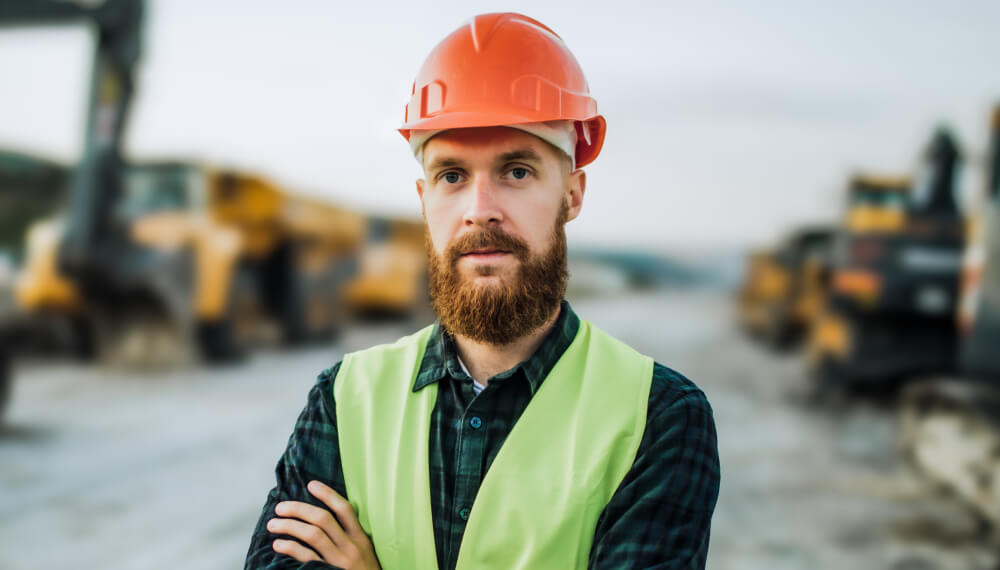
459,507,470,521
469,416,483,429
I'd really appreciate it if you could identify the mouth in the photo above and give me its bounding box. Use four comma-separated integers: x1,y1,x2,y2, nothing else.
460,248,511,260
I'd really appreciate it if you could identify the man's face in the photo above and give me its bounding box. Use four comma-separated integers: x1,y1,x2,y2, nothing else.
416,127,586,344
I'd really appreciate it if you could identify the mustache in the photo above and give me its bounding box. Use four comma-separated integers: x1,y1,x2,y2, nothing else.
445,227,530,264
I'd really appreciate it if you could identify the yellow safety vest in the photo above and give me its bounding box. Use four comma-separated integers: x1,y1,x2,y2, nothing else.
334,320,653,569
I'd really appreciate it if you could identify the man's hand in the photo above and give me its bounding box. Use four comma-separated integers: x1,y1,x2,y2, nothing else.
267,480,380,569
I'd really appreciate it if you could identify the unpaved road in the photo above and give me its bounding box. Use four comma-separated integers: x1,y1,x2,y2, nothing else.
1,289,995,569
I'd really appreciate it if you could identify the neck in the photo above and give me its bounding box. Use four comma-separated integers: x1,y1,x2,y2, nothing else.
452,305,561,386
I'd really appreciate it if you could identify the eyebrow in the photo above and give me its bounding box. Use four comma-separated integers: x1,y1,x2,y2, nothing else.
425,147,545,173
426,157,464,172
496,148,544,164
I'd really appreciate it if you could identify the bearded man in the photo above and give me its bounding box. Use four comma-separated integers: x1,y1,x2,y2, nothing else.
245,12,719,570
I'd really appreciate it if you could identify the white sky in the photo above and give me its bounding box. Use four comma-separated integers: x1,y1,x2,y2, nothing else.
1,0,999,250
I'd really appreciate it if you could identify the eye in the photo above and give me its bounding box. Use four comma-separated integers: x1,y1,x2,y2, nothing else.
442,171,461,184
509,167,530,180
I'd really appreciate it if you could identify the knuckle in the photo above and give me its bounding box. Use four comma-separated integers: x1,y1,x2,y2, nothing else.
343,543,360,560
306,527,325,543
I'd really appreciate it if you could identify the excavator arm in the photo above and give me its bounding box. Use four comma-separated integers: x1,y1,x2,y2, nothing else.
0,0,143,279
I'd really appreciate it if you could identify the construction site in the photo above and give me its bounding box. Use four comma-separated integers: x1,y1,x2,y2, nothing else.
3,1,1000,569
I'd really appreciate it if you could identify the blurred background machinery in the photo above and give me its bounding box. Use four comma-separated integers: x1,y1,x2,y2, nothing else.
736,225,834,349
805,134,965,391
0,0,367,370
735,104,1000,538
898,106,1000,530
0,149,68,267
343,216,429,320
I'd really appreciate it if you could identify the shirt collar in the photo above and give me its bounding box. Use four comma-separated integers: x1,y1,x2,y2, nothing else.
412,300,580,395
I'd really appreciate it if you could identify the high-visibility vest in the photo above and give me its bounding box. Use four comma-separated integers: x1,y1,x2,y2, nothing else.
334,320,653,569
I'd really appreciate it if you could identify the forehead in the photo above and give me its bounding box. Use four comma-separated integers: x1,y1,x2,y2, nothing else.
421,127,559,167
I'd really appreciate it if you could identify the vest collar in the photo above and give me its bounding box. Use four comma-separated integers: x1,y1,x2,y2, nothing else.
411,300,581,395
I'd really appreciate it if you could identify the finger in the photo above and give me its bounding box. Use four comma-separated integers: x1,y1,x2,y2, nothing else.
275,500,351,548
267,517,344,565
272,538,321,563
307,480,366,539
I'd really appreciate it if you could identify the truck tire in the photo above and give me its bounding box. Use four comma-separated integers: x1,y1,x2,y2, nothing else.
199,265,257,362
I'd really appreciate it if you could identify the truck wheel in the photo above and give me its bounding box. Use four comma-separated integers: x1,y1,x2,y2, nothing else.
199,265,257,362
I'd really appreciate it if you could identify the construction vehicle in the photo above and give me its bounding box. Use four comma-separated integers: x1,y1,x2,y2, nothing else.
0,149,68,263
806,137,965,390
343,216,429,320
0,1,365,373
15,161,365,364
898,106,1000,529
737,226,834,348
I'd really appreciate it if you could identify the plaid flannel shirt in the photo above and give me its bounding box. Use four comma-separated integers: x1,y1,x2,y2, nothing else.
245,301,720,569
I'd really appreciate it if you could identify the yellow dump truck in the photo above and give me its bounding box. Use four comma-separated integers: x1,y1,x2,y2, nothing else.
14,161,365,365
343,216,430,320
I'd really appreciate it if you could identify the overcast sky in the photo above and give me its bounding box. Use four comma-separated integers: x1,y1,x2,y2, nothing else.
1,0,999,250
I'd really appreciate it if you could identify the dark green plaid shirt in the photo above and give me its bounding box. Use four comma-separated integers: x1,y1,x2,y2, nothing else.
245,301,720,569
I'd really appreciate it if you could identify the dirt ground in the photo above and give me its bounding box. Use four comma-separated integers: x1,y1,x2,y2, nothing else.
1,288,996,569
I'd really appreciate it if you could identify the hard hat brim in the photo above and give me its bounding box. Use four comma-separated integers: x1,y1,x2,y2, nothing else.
400,113,605,169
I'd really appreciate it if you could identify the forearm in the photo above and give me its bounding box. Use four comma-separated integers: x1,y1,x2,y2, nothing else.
245,365,348,569
246,487,339,570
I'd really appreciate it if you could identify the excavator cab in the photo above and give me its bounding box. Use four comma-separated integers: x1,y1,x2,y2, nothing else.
117,163,205,219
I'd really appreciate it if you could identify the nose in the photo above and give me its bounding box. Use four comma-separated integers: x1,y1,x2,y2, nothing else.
462,174,504,227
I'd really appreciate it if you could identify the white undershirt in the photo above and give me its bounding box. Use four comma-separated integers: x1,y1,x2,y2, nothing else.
456,354,487,395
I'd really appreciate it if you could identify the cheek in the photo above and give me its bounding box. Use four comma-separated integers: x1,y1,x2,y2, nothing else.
514,201,560,250
423,200,460,253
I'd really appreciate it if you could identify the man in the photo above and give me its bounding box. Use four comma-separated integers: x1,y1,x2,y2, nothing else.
246,12,719,570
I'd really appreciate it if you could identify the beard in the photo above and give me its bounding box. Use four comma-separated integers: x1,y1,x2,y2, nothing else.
426,204,569,346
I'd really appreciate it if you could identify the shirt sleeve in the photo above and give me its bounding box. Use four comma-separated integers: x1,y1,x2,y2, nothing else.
588,363,721,570
244,363,347,570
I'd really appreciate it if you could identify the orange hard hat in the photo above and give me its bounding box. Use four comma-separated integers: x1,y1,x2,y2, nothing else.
399,12,606,168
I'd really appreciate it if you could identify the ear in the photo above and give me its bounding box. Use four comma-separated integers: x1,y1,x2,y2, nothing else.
416,178,427,217
565,169,586,222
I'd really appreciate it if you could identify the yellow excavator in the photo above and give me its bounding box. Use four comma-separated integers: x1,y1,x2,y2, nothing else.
0,1,365,373
806,137,965,393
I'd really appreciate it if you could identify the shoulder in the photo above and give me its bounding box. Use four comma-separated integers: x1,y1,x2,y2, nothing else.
318,361,341,384
648,362,713,418
643,362,717,460
310,361,342,411
637,362,720,497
